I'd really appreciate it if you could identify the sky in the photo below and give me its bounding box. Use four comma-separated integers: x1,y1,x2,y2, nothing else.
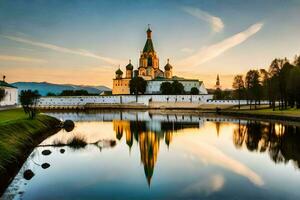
0,0,300,88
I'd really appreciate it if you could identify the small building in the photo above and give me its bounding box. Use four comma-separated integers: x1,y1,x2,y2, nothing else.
0,77,18,106
112,26,208,95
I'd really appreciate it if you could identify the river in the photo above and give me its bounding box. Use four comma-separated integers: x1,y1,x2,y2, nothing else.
2,110,300,200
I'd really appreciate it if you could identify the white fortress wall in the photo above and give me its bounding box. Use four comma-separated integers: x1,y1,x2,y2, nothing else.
37,95,269,107
37,94,214,107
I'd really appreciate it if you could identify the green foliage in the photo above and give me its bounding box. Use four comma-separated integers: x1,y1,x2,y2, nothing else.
0,88,6,102
233,55,300,110
171,80,185,95
160,82,172,95
20,90,40,119
160,81,185,95
190,87,199,95
46,92,56,96
287,66,300,108
245,69,262,109
129,77,147,95
232,75,245,108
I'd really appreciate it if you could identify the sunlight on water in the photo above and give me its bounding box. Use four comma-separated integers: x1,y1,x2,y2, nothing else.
3,111,300,200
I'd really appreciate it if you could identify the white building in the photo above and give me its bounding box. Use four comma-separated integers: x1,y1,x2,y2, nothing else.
0,80,18,106
145,76,207,94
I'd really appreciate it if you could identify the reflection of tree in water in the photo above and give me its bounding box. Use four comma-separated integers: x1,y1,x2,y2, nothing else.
113,120,199,186
233,121,300,168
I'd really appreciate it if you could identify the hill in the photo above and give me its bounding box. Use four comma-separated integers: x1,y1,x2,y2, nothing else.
11,82,111,96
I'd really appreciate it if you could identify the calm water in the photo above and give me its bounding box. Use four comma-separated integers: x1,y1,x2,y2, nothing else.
3,111,300,200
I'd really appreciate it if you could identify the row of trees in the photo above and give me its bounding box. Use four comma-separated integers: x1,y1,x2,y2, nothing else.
47,90,96,96
232,55,300,109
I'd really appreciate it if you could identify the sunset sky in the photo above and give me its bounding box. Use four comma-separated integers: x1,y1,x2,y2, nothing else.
1,0,300,88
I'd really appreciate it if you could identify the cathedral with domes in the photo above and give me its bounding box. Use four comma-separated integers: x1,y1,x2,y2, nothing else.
112,26,207,95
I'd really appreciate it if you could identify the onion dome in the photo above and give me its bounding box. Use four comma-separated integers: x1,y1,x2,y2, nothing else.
164,59,172,71
126,60,133,70
115,68,123,75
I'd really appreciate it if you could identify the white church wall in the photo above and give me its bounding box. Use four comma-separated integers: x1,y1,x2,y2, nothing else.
0,87,18,106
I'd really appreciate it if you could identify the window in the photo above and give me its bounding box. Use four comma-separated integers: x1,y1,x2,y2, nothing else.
147,57,152,66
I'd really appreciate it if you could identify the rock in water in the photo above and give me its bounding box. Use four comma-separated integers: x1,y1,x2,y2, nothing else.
60,149,65,154
23,170,34,180
41,163,50,169
63,120,75,132
42,149,51,155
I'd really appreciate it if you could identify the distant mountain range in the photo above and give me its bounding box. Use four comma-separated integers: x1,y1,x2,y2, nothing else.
11,82,111,96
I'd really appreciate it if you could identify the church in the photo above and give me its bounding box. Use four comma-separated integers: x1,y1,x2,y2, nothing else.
112,27,207,95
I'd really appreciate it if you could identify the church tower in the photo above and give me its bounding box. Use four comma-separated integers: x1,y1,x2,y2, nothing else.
215,74,221,89
125,60,133,79
138,25,160,79
164,59,173,79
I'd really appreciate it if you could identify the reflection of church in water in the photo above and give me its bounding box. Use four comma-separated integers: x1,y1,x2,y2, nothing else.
112,118,300,186
113,120,193,185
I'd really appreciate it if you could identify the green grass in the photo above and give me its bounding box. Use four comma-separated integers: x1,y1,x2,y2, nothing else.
0,111,60,172
233,107,300,117
0,108,27,124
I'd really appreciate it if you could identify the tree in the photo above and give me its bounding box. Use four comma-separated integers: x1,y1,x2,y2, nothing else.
60,90,89,96
190,87,199,95
232,75,245,109
245,70,261,109
0,88,6,102
259,69,270,101
214,88,222,100
46,92,56,96
171,80,184,95
129,77,147,101
287,65,300,108
20,90,40,119
278,62,293,109
293,55,300,67
160,82,172,95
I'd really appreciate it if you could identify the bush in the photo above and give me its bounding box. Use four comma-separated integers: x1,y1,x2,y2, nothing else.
190,87,199,95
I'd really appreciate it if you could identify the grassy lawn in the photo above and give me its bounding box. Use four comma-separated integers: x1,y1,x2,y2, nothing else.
234,107,300,117
0,108,27,124
0,109,61,178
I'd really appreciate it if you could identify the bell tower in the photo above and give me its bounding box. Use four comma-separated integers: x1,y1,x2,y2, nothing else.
139,25,159,70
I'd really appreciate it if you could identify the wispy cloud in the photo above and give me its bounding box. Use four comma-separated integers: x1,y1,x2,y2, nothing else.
182,6,224,33
181,47,195,53
181,174,225,196
0,55,46,63
177,22,263,69
176,136,264,186
2,35,123,65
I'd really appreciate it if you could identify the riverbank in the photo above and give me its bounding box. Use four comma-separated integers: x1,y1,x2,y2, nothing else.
219,108,300,123
0,109,61,195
